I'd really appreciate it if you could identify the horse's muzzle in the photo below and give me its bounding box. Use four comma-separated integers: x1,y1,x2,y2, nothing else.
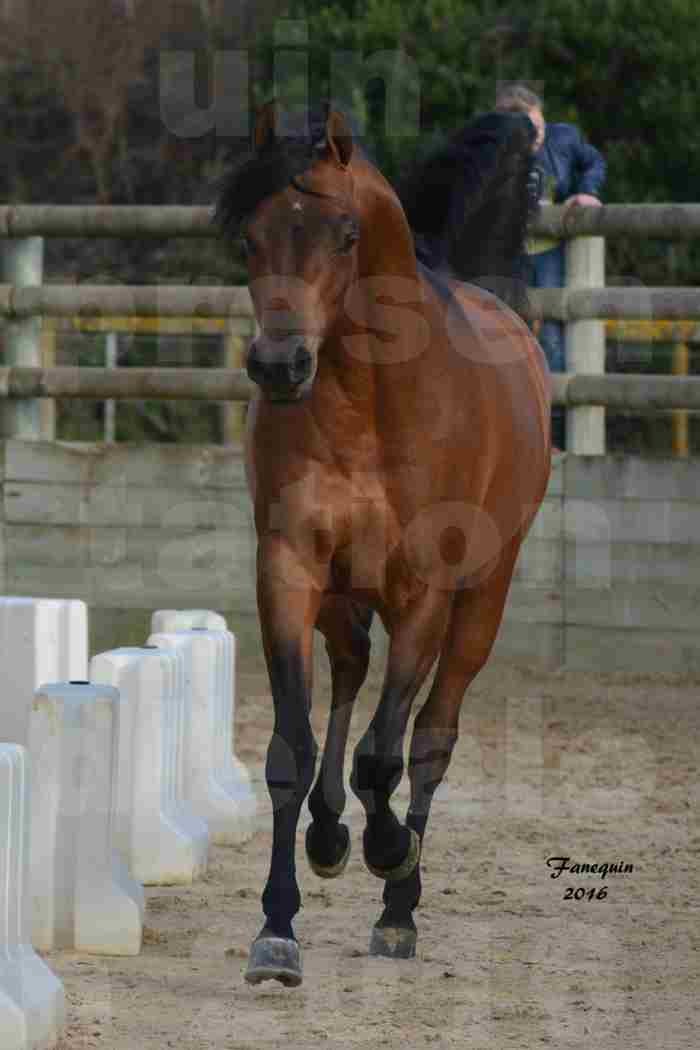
246,342,316,401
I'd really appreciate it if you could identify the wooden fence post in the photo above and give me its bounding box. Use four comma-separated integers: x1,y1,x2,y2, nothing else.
219,319,249,444
565,236,606,454
104,331,118,443
1,237,47,439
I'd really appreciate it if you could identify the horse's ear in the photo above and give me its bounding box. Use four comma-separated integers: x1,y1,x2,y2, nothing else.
324,108,354,167
252,99,279,152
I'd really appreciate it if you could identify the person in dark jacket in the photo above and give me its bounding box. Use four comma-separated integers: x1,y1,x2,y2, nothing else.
495,83,606,448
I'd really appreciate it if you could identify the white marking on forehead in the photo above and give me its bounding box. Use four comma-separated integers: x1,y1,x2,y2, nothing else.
292,201,303,212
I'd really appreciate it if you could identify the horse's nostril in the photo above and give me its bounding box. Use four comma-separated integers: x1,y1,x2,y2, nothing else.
291,347,313,381
246,352,266,383
247,345,314,390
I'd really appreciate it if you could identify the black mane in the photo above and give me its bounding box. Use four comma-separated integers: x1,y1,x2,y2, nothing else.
214,101,364,239
215,102,538,323
395,112,539,321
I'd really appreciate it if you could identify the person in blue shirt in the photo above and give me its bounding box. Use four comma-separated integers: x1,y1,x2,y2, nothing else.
494,83,606,449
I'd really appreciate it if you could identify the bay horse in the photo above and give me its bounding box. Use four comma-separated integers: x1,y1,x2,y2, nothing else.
215,100,551,986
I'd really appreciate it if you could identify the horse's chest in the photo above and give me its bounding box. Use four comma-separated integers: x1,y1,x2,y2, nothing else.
329,483,429,610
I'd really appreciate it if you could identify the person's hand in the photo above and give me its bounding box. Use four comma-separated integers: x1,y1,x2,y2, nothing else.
562,193,602,213
561,193,601,233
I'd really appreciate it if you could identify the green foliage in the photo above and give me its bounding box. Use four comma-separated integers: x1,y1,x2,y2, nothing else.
270,0,700,282
244,0,700,453
3,0,699,446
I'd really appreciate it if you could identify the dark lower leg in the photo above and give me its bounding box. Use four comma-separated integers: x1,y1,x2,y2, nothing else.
376,811,427,930
261,718,317,938
351,598,447,872
307,696,354,867
379,720,458,928
259,627,318,940
351,699,415,871
307,613,371,868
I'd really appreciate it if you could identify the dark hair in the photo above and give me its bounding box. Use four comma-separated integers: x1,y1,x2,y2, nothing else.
213,108,322,239
395,111,538,320
214,101,365,239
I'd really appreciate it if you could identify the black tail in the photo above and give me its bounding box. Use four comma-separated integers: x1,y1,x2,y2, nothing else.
396,112,539,322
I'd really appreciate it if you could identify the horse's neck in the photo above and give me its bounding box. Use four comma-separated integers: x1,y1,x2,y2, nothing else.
315,163,470,458
328,170,433,404
357,168,418,281
313,164,519,468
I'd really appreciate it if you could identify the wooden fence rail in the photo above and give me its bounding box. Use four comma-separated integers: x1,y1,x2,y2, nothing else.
0,285,253,319
0,203,698,451
0,203,698,238
0,284,699,322
2,366,700,411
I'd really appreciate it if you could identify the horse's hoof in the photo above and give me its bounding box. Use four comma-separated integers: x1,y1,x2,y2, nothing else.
369,924,417,959
305,822,351,879
244,934,302,987
364,827,421,882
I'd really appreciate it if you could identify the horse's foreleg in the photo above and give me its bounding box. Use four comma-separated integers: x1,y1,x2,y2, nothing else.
245,565,322,987
350,593,448,889
306,602,373,878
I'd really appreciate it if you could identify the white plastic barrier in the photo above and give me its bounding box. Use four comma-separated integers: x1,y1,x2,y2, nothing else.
0,598,88,746
29,683,144,955
89,647,209,886
151,609,227,633
0,744,65,1050
143,633,191,833
147,628,256,844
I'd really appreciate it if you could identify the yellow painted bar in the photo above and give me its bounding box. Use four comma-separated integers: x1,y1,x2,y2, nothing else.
672,343,690,457
64,315,229,334
46,314,700,342
606,319,700,343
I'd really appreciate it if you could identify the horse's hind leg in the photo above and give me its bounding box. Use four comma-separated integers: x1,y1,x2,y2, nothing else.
351,591,449,890
306,601,372,877
373,537,521,959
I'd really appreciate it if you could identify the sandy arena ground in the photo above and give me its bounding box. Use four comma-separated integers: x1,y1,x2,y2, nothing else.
50,657,699,1050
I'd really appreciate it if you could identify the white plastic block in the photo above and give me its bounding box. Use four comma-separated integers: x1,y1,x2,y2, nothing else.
143,634,191,829
151,609,227,633
28,683,144,955
147,629,256,844
0,744,65,1050
0,598,88,747
89,647,209,886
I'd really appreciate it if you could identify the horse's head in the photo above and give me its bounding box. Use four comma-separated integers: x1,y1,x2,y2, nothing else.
216,101,360,402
